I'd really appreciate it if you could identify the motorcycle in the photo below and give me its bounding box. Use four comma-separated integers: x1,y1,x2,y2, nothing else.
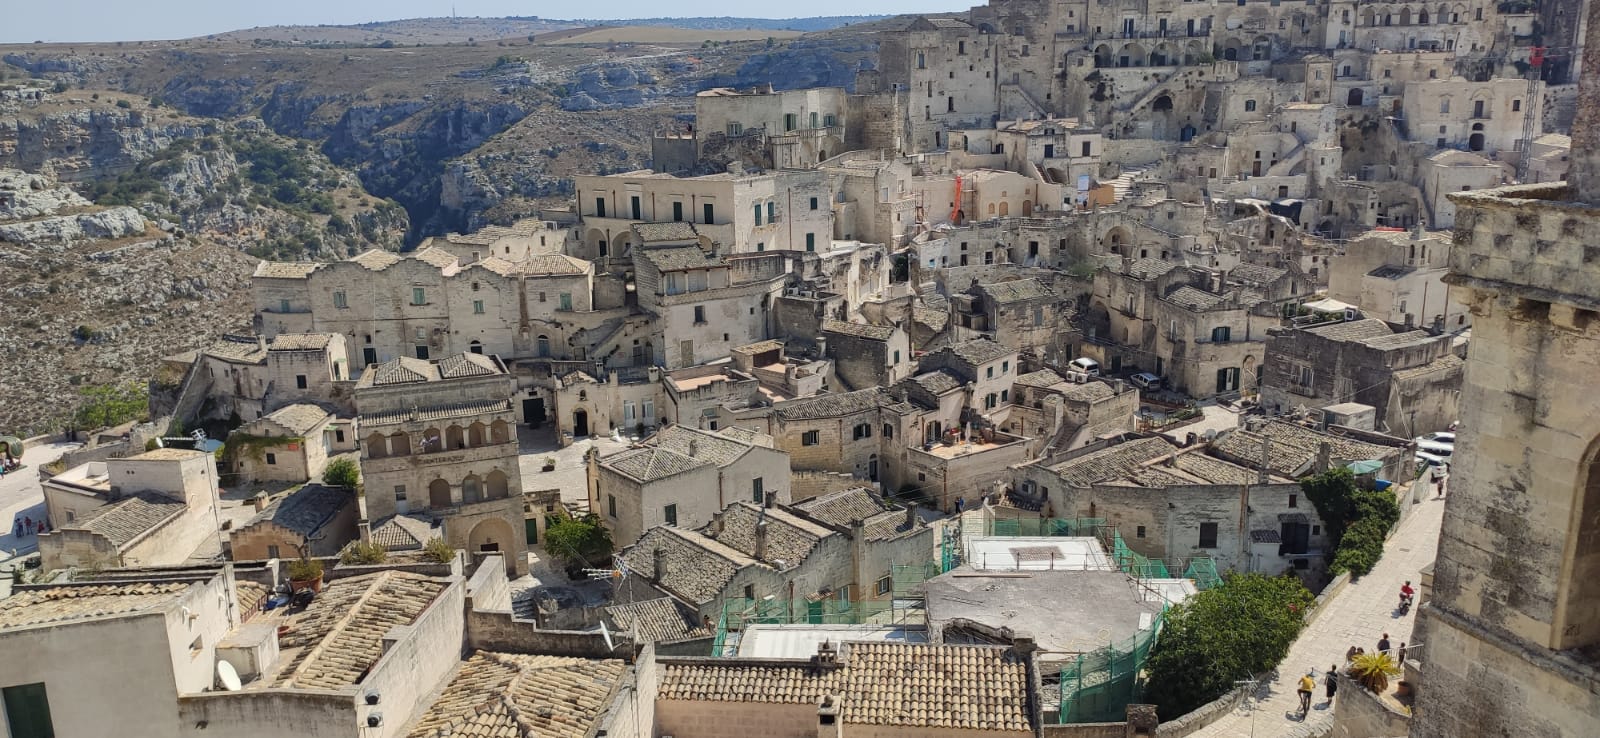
1398,591,1414,615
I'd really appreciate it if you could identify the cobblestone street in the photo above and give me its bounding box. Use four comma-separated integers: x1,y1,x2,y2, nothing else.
1189,490,1446,738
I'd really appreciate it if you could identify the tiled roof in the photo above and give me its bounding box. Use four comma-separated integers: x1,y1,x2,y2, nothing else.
618,527,754,604
369,356,437,385
246,484,352,537
203,335,267,365
1173,453,1260,485
405,651,627,738
1391,352,1463,381
794,488,891,528
0,582,190,629
1229,263,1288,285
523,254,589,275
1304,318,1394,343
1164,286,1228,312
657,642,1030,732
605,598,711,643
254,262,320,279
909,370,963,396
912,307,949,331
1015,369,1067,389
259,403,333,435
438,352,502,379
370,514,439,551
351,249,404,271
642,244,723,271
603,447,709,483
980,278,1052,304
718,426,761,444
412,248,459,269
775,388,895,421
706,503,830,569
275,571,447,690
1060,381,1117,402
632,221,700,243
472,256,519,276
732,339,785,355
948,338,1014,366
268,334,333,351
131,447,208,461
822,319,896,341
1211,421,1401,477
1047,437,1176,487
1362,330,1435,350
861,509,918,541
921,17,975,29
360,399,513,427
1125,258,1180,280
71,493,185,547
1250,529,1282,543
648,426,752,467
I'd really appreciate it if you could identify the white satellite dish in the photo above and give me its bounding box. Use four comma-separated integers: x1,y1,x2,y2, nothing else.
217,660,242,691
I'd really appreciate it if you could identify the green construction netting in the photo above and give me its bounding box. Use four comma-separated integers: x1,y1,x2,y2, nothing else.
1058,606,1167,723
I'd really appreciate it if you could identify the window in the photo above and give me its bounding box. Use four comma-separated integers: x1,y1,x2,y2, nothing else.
664,504,678,526
279,298,291,313
802,430,821,446
810,197,819,210
295,374,307,389
958,40,966,54
1000,389,1009,403
412,287,426,305
473,299,485,314
1293,364,1314,390
266,544,281,559
630,195,641,220
1136,526,1146,538
672,201,683,222
1289,494,1298,508
1440,98,1451,114
608,494,617,518
335,430,345,443
1199,522,1219,548
1211,326,1231,342
806,233,816,251
853,423,873,440
3,683,54,738
767,202,775,222
694,305,707,324
986,366,994,379
559,293,572,311
784,113,797,131
265,453,277,465
623,401,637,424
893,350,901,364
1244,99,1257,112
1002,360,1009,373
752,477,765,503
916,51,926,69
883,423,894,439
703,203,715,223
1512,99,1522,112
333,291,348,309
754,202,764,226
876,575,893,595
394,485,406,501
594,197,606,217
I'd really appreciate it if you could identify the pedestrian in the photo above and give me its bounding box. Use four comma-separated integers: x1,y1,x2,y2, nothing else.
1397,642,1407,664
1345,644,1358,662
1431,464,1445,498
22,517,32,537
1378,633,1391,657
11,516,21,538
1325,663,1339,703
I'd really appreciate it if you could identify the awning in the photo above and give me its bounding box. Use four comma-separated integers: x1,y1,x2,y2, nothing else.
1347,459,1384,474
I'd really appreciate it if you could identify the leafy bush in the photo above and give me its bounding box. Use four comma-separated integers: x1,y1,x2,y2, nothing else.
72,383,148,430
543,514,614,567
322,457,360,488
422,537,456,564
1302,468,1401,577
1347,651,1401,693
340,541,387,566
1144,573,1315,719
286,558,323,581
114,99,132,109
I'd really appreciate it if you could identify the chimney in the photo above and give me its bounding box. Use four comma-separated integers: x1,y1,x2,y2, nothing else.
688,439,699,458
817,694,843,738
764,490,776,509
905,502,918,529
1317,441,1332,473
1570,0,1600,202
754,520,770,561
252,491,269,512
651,547,666,583
1258,437,1271,484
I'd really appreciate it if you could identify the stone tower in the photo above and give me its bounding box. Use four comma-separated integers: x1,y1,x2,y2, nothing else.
1409,2,1600,734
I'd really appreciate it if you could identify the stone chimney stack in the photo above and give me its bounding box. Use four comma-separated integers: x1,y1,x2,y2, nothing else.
1259,437,1271,484
652,547,666,583
1317,441,1332,473
755,520,769,560
905,501,918,529
1569,0,1600,202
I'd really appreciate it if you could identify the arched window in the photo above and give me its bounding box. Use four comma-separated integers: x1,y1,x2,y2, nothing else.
429,479,452,508
486,470,510,500
537,335,550,357
462,475,482,504
422,427,441,453
468,422,486,447
490,420,510,444
387,432,411,456
1244,99,1257,112
446,425,466,450
365,433,388,459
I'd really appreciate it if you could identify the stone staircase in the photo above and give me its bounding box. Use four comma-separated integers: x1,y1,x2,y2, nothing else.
1108,165,1154,202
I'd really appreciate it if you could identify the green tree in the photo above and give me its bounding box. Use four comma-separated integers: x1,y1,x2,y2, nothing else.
72,383,148,430
1301,468,1400,577
543,514,613,567
1143,573,1315,719
322,457,360,488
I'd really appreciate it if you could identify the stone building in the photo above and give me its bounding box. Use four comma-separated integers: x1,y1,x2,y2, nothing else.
956,278,1057,352
1258,318,1463,437
592,424,792,548
227,483,359,561
820,318,912,391
1408,20,1600,730
354,353,526,575
1400,77,1544,157
37,448,223,572
1006,371,1140,455
226,402,353,485
1326,228,1470,331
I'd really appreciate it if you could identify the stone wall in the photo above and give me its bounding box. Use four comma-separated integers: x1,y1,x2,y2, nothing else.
1329,673,1410,738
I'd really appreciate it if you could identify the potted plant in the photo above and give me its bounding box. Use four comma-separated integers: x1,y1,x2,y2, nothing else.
286,558,324,593
1347,651,1402,693
541,456,556,472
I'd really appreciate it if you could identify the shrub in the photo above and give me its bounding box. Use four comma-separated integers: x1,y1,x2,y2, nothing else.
115,99,132,109
1347,651,1401,693
340,541,387,566
543,514,613,567
322,457,360,488
1143,573,1315,719
422,537,456,564
72,382,148,430
286,558,323,582
1302,468,1400,577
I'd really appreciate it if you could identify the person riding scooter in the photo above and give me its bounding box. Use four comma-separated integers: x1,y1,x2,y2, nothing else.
1399,580,1416,613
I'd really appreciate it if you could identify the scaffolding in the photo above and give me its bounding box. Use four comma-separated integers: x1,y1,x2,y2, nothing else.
1057,606,1167,724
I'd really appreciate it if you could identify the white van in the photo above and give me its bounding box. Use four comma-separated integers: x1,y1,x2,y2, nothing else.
1069,357,1101,377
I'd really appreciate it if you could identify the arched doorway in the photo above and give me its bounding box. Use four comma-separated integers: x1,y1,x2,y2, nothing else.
1469,133,1485,151
446,425,465,450
388,432,410,456
1347,88,1364,106
1242,355,1259,392
366,433,388,459
468,422,486,447
869,454,879,482
467,517,518,574
429,479,452,508
573,408,589,437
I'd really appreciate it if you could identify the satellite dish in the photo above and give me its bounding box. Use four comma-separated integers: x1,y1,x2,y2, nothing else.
217,660,242,691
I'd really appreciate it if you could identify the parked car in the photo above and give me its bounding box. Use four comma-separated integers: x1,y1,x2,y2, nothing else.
1069,357,1101,377
1130,372,1163,390
1414,431,1454,461
1416,431,1456,447
1415,449,1448,467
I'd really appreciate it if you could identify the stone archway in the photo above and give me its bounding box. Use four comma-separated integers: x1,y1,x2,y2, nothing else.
573,408,590,437
467,517,518,573
1348,88,1364,106
429,478,452,508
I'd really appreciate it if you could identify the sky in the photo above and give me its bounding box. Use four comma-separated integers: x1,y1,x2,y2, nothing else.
5,1,952,43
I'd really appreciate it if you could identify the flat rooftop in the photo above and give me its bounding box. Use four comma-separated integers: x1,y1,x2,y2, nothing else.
921,438,1015,459
737,624,928,658
962,536,1116,572
925,569,1164,660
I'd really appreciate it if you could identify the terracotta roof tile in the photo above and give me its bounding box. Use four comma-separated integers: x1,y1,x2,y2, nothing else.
0,582,190,629
605,598,711,643
822,319,896,341
406,652,627,738
275,571,447,690
69,492,186,546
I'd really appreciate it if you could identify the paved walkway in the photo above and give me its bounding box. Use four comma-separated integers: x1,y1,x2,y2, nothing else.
1189,490,1446,738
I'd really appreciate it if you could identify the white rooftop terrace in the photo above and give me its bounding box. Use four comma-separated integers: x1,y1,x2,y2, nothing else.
962,536,1117,572
736,623,928,658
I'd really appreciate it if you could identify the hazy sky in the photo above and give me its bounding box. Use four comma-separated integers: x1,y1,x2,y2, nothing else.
6,1,954,43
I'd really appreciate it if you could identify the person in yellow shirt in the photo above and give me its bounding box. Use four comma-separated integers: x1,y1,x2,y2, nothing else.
1297,670,1317,715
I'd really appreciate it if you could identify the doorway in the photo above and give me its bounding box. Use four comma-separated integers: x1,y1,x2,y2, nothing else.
362,347,377,366
523,397,546,427
1347,88,1363,106
573,408,590,437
